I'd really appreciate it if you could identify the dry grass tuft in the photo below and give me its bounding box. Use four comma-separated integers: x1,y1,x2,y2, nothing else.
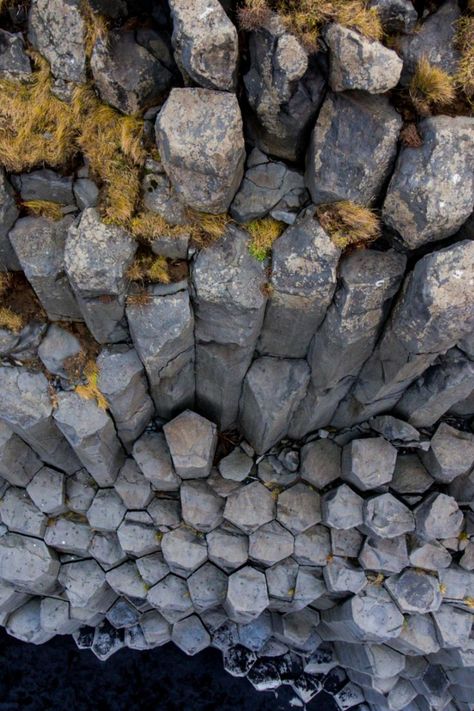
0,271,12,297
22,200,64,221
80,0,109,58
0,306,24,333
188,211,231,247
129,212,176,241
316,201,381,249
238,0,272,30
409,57,456,114
247,217,285,261
455,15,474,99
400,123,423,148
127,254,171,285
75,360,108,410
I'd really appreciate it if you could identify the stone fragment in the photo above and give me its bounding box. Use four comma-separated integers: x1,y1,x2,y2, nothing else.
0,168,19,271
117,512,160,557
0,420,42,487
389,612,440,656
359,535,409,575
257,210,340,358
390,454,433,495
132,432,180,492
276,483,321,535
156,88,245,213
168,0,238,90
293,525,331,566
363,494,415,539
0,29,32,81
218,447,253,482
369,416,420,446
306,91,402,206
432,605,473,649
65,209,136,343
28,0,86,82
342,437,397,491
161,526,207,577
180,480,223,533
147,497,181,532
97,347,154,452
300,439,341,489
26,466,66,516
192,226,266,428
415,493,463,541
368,0,417,33
40,597,79,635
9,216,82,321
140,610,171,647
37,325,82,379
66,469,96,515
330,528,363,559
172,614,210,656
207,524,248,572
86,489,126,532
384,569,442,614
225,566,269,624
163,410,217,480
147,574,194,623
383,116,474,249
0,487,47,537
239,357,310,454
321,484,363,530
12,168,74,204
0,532,59,594
127,286,195,418
89,532,127,569
114,459,153,510
223,481,275,534
44,516,93,556
420,423,474,484
91,29,173,114
53,392,124,486
265,558,298,607
249,521,294,566
325,24,402,93
6,598,54,644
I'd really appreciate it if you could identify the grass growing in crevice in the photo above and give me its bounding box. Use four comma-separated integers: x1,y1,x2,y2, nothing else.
75,360,108,410
409,57,456,115
80,0,109,58
315,201,380,250
247,217,285,261
22,200,65,220
127,253,171,286
455,14,474,100
0,306,23,333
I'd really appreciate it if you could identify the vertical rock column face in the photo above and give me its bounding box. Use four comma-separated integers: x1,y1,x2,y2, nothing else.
257,210,341,358
289,249,406,438
126,285,195,420
0,366,80,473
0,168,19,270
334,240,474,425
65,208,137,344
191,226,267,430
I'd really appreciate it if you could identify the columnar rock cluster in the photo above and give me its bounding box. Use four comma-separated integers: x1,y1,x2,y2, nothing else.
0,1,473,710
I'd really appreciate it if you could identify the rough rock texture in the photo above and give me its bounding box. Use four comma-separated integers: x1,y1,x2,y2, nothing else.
0,28,32,81
0,169,19,270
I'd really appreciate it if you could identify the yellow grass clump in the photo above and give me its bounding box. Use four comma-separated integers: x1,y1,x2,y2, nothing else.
0,306,23,333
455,15,474,99
80,0,109,58
127,254,171,285
247,217,285,261
22,200,64,221
409,57,456,114
316,201,381,249
75,360,108,410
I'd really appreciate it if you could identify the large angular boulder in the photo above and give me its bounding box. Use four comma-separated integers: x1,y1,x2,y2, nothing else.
180,480,224,532
172,614,211,656
44,515,93,556
147,574,194,623
0,532,59,594
168,0,238,91
161,526,207,577
0,486,47,538
276,483,321,535
223,481,274,534
363,493,415,539
65,209,136,343
415,492,464,541
384,569,442,614
6,598,54,645
156,88,245,213
342,437,397,491
306,91,402,206
257,210,340,358
0,168,19,270
325,24,403,93
59,560,116,611
420,423,474,484
12,169,74,204
163,410,217,479
383,116,474,249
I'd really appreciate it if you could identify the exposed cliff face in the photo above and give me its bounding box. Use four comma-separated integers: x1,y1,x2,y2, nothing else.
0,1,473,709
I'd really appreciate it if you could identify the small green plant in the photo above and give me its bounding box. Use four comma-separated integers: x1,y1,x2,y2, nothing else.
247,217,285,261
316,201,380,249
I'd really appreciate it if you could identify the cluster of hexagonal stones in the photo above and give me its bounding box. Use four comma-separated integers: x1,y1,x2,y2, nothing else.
0,409,474,711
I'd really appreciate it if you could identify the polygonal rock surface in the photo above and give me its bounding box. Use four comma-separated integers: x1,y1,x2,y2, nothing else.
248,521,294,566
161,526,207,577
187,562,227,613
114,459,153,510
408,538,451,572
420,422,474,484
86,489,126,532
323,557,367,595
43,516,93,556
105,561,148,601
156,88,245,213
0,420,42,487
415,493,464,541
218,447,253,482
172,614,211,656
180,480,224,533
276,483,321,535
390,454,434,495
117,512,161,557
106,598,140,630
0,487,47,538
163,410,217,480
294,525,331,567
26,466,66,516
147,497,181,532
342,437,397,491
59,559,115,611
384,569,443,614
66,469,96,514
147,574,194,623
140,610,171,647
273,608,320,652
132,431,180,492
37,325,82,379
89,532,127,570
359,535,410,576
321,484,363,530
363,494,415,539
223,481,275,534
207,525,248,572
6,598,53,645
300,439,342,489
225,566,269,624
0,532,59,594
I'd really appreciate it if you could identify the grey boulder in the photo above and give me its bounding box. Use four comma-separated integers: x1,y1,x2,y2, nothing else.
163,410,217,480
0,29,32,81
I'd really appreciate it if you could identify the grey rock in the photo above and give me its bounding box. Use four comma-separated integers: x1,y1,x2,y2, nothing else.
369,415,420,445
97,346,154,452
0,532,59,594
223,645,257,677
44,516,93,556
273,608,320,652
156,88,245,213
192,226,266,428
265,557,298,606
325,23,403,93
65,209,136,343
91,621,124,660
140,609,171,648
257,458,298,488
9,216,82,322
387,679,417,710
249,521,294,566
164,410,217,480
28,0,86,83
342,438,397,492
420,422,474,484
218,447,253,482
106,561,148,600
161,526,207,577
132,431,180,492
88,532,127,569
142,164,189,230
363,493,415,539
6,598,54,644
390,454,433,495
415,492,463,541
114,459,153,510
147,573,194,623
223,481,275,534
53,392,125,486
168,0,238,90
180,480,223,532
230,149,309,224
238,612,273,652
384,569,442,614
368,0,417,33
0,29,32,80
0,168,19,270
359,535,409,575
207,524,248,572
106,599,139,629
0,486,47,537
408,538,451,572
127,287,195,418
257,211,340,358
239,357,309,454
73,179,99,210
0,420,42,487
460,541,474,571
2,320,47,362
323,558,367,596
321,484,363,530
225,565,269,624
276,482,321,535
86,489,126,532
383,116,474,249
91,29,173,114
432,604,473,649
187,562,227,612
330,528,363,558
37,325,82,379
12,169,74,204
172,614,210,656
389,611,440,655
147,497,181,532
294,524,331,566
66,469,96,515
117,512,160,557
26,466,66,516
40,597,80,636
300,439,342,489
136,552,169,587
306,91,402,206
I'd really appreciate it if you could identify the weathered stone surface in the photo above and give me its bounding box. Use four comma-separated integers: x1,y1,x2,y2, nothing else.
383,117,474,249
37,325,82,379
91,29,173,114
140,610,171,647
164,410,217,480
363,494,415,539
135,552,169,588
105,561,147,601
300,439,341,489
117,512,160,557
276,483,321,535
239,357,309,454
331,528,363,559
432,605,473,650
12,169,74,204
223,481,275,534
132,431,180,492
0,420,42,487
161,526,207,577
408,538,451,572
53,392,125,486
40,597,79,636
168,0,238,91
342,437,397,492
106,599,139,630
26,466,66,516
65,209,136,343
0,532,59,594
44,516,93,556
127,286,195,418
6,598,54,645
207,524,248,572
0,29,32,81
192,227,266,428
147,574,194,623
0,168,19,270
360,535,409,576
218,447,253,483
180,480,223,532
415,493,464,541
249,521,294,566
257,211,340,358
187,562,227,613
323,557,367,596
59,559,115,611
385,569,442,614
86,489,126,532
114,459,152,510
321,484,363,530
28,0,86,83
0,487,47,537
147,497,181,532
97,347,154,452
225,566,269,624
89,532,127,570
156,88,245,213
142,160,189,230
244,19,326,162
73,178,99,210
9,216,82,322
294,524,331,566
325,24,402,93
306,91,402,206
172,614,210,656
420,423,474,484
390,454,433,495
390,611,440,656
368,0,417,33
66,469,96,515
